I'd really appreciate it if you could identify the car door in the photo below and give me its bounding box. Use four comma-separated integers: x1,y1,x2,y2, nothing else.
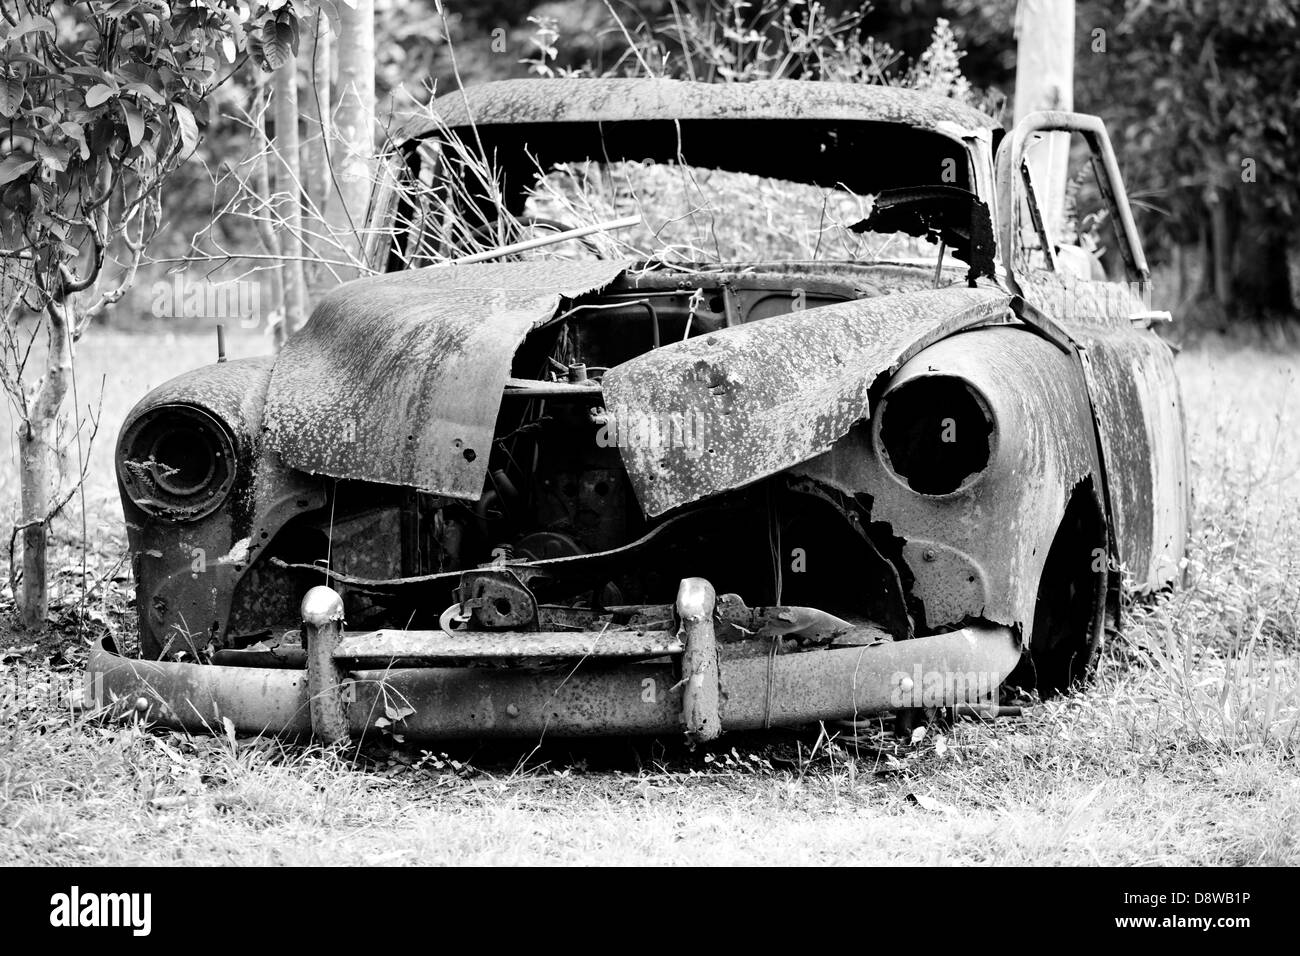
995,111,1189,592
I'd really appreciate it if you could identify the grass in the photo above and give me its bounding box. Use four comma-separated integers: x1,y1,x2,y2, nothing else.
0,326,1297,865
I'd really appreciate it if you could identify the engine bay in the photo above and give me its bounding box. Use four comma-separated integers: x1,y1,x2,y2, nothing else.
230,267,941,649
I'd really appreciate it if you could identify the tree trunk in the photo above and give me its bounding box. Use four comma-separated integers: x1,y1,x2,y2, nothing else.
17,299,71,630
273,61,309,336
326,0,376,279
1173,242,1187,306
1013,0,1075,236
1211,193,1233,310
1231,201,1296,320
302,13,333,298
252,71,286,348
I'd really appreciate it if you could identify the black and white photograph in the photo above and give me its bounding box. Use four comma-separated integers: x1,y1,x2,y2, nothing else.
0,0,1294,894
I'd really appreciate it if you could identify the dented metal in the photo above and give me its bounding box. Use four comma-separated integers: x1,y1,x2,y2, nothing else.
87,619,1020,739
103,79,1188,744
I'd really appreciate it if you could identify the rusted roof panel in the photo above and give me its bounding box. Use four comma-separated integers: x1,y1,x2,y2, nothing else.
400,78,999,141
263,260,630,498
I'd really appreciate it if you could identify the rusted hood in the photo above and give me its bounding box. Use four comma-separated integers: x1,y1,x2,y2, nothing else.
602,287,1013,516
264,260,630,498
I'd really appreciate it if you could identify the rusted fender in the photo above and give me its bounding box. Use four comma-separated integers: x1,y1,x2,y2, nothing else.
120,355,275,452
86,625,1019,740
263,259,629,500
601,287,1015,516
795,327,1105,637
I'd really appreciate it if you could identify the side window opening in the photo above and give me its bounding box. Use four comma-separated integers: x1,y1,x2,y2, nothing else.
1006,118,1150,289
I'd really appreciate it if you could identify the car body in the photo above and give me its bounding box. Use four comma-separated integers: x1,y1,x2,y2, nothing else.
88,79,1188,744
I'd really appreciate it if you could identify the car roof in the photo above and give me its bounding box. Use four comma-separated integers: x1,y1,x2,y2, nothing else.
397,77,1000,143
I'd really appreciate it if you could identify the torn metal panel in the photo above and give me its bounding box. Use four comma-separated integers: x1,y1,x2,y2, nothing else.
601,288,1014,517
402,78,1000,141
849,186,997,283
263,259,630,499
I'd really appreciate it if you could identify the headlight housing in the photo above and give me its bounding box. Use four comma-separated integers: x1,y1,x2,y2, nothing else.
874,375,995,496
117,404,237,521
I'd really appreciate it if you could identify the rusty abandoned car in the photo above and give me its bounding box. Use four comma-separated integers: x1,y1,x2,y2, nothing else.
89,79,1188,744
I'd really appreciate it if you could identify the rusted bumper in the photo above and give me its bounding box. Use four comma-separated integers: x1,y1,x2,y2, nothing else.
85,609,1020,742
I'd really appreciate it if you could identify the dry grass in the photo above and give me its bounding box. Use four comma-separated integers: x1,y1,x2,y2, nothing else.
1,329,1298,866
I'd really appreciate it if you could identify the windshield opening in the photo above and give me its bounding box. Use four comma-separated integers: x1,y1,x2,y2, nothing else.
386,119,991,280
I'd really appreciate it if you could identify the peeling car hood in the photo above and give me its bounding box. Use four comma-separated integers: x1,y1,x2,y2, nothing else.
602,287,1014,516
264,260,630,498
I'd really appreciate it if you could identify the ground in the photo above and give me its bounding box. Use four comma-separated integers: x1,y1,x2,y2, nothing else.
1,323,1297,865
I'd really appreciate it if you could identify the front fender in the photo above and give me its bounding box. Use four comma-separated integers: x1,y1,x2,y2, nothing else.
795,327,1104,642
118,357,326,658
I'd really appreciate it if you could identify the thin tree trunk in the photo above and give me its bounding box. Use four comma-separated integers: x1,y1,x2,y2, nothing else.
1174,242,1187,307
1197,217,1214,301
274,61,309,335
1211,192,1233,310
1232,201,1296,320
252,71,286,348
17,298,71,630
302,13,332,298
326,0,375,279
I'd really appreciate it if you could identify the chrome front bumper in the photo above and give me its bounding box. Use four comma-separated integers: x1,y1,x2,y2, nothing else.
86,578,1021,743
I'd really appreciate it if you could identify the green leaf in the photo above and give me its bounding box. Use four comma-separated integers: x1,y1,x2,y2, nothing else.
60,123,89,161
39,144,70,173
261,17,296,70
85,84,117,108
10,14,55,38
126,81,166,105
0,77,23,119
0,156,37,188
121,105,144,147
3,53,45,68
66,66,114,83
27,106,59,127
172,103,199,160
